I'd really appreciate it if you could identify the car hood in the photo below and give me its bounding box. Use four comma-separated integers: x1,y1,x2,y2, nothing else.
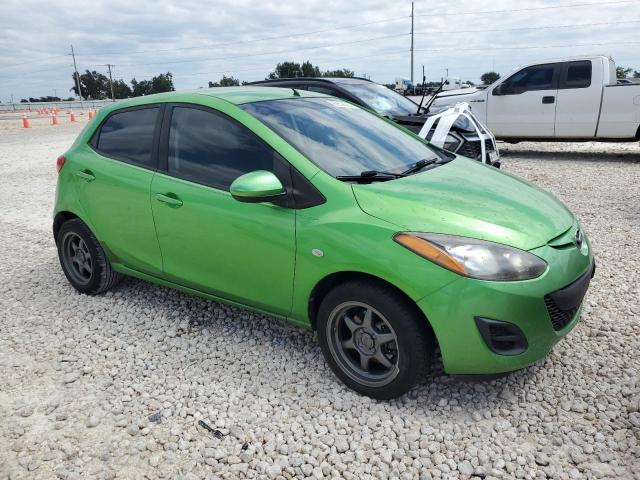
436,87,482,98
352,158,574,251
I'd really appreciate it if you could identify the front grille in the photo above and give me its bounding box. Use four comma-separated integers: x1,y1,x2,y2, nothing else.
544,262,595,331
457,142,481,159
544,296,578,331
457,139,494,160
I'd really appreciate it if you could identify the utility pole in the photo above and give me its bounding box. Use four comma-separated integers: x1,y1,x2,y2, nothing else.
70,45,84,108
106,64,115,101
10,93,15,111
446,68,449,77
410,2,414,85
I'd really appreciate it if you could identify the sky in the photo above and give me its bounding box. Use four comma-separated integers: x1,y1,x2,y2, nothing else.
1,0,639,102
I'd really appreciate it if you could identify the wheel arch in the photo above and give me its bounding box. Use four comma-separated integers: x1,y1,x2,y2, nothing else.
53,211,81,244
307,271,436,340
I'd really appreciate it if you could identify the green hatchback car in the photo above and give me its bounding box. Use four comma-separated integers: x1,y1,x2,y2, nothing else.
54,87,594,399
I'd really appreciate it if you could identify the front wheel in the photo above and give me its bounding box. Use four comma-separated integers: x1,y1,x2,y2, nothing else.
57,218,122,295
317,281,434,399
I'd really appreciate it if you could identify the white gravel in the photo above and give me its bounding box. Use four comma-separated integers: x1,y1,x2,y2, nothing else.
0,122,639,480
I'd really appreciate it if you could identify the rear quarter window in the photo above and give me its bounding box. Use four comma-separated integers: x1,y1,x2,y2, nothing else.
94,106,159,168
561,61,592,89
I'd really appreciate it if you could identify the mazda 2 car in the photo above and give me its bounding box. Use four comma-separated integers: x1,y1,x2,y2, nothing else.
54,87,594,399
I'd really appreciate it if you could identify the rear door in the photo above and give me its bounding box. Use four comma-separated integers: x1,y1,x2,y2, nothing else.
77,105,163,275
487,63,559,137
554,60,600,137
150,104,296,315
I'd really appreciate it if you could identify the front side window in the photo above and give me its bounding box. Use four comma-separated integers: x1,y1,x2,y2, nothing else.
561,61,592,89
96,107,159,167
167,106,277,190
498,64,557,95
241,97,441,177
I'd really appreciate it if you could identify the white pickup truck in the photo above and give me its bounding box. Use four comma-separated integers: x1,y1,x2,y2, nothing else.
431,56,640,142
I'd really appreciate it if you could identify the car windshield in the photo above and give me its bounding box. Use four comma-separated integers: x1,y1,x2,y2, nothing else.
333,81,419,117
241,97,442,177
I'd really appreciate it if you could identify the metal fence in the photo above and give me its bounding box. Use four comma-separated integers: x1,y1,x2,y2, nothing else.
0,100,115,113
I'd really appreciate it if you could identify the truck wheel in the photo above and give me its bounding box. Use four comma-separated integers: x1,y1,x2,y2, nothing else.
57,218,122,294
317,281,434,399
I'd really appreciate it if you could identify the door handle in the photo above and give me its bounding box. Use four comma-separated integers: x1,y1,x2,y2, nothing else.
155,193,183,207
542,96,555,104
75,170,95,182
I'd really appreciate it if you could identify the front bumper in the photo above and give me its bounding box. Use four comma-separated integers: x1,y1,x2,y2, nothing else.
417,243,594,375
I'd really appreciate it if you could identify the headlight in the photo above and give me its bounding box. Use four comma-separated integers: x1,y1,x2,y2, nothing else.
394,233,547,281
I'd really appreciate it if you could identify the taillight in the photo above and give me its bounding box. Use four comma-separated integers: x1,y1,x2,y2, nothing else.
56,155,65,173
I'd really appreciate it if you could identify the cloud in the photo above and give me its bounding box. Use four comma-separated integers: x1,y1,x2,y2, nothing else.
1,0,638,100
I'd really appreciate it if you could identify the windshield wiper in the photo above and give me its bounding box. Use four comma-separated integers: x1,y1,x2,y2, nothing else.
336,170,399,182
398,158,442,176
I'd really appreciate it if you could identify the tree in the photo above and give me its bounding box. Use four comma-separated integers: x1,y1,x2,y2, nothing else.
130,73,174,97
634,70,640,78
465,80,476,86
111,79,132,99
268,61,304,79
71,70,110,99
28,96,61,102
208,75,240,87
480,72,500,85
130,78,153,97
323,68,354,78
151,72,174,93
616,66,632,79
301,61,321,77
268,61,355,79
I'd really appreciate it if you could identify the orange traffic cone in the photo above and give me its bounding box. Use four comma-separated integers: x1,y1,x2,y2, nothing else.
22,114,30,128
70,111,77,123
52,113,59,126
88,110,94,120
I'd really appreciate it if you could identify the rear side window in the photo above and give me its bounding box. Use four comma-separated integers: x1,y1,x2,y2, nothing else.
561,61,592,89
96,107,159,167
167,106,277,191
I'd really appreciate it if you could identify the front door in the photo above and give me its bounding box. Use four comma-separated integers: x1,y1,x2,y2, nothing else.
150,104,296,315
76,105,163,275
487,63,559,138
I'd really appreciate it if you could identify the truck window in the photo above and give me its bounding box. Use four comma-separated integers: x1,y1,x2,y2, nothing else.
560,61,592,89
494,64,557,95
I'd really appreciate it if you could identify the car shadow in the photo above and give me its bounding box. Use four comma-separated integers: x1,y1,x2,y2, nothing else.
107,275,540,409
499,146,640,163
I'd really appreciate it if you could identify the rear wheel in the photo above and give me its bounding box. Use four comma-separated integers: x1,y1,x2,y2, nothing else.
57,218,121,294
317,281,434,399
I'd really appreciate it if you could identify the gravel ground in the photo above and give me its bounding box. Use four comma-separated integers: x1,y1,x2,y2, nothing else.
0,122,639,480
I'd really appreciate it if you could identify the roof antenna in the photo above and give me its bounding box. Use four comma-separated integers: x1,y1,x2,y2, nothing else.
292,88,300,96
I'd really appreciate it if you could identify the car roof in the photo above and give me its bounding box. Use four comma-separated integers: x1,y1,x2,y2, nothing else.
104,86,324,111
249,77,373,86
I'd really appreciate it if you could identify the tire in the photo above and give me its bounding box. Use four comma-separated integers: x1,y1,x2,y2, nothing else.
317,280,434,399
56,218,122,295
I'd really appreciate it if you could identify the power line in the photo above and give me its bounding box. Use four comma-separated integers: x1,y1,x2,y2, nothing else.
414,40,640,54
75,16,409,57
114,32,409,67
23,0,635,61
414,19,640,36
414,0,638,18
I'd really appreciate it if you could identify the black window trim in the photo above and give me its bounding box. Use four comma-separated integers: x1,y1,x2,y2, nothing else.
493,62,560,96
558,60,592,90
158,102,325,209
88,103,165,171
